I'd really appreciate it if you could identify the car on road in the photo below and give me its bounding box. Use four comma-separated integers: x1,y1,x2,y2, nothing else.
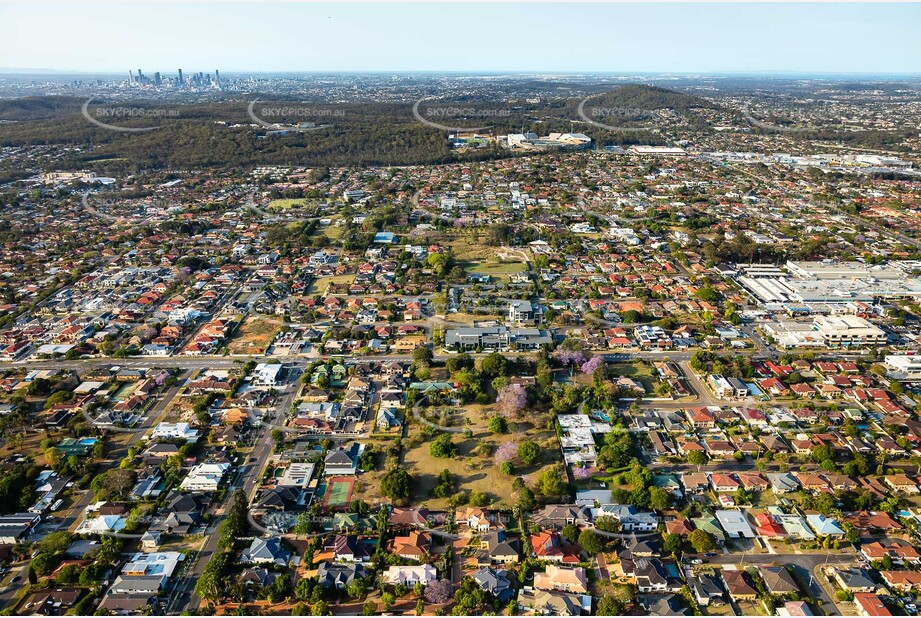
249,457,257,462
10,576,21,583
704,552,717,557
690,559,703,565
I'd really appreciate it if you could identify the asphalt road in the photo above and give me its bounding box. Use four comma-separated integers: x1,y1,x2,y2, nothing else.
173,369,300,614
708,552,855,616
0,564,28,610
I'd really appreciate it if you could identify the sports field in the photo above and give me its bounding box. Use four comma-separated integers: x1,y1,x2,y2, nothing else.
323,476,355,509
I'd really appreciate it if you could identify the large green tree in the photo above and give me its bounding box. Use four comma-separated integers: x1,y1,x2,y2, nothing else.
381,468,412,503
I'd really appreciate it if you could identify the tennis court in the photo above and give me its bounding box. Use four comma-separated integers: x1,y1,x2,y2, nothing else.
323,476,355,509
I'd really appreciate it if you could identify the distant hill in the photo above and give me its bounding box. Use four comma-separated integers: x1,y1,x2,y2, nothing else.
0,96,84,121
579,84,718,113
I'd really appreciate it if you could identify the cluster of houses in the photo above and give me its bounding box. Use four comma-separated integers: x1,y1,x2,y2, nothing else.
288,360,408,436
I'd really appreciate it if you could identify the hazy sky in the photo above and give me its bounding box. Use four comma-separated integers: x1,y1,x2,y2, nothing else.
1,3,918,74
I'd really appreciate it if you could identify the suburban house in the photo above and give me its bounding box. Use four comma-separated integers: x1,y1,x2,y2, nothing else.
323,443,365,476
383,565,437,587
721,570,758,601
534,565,589,594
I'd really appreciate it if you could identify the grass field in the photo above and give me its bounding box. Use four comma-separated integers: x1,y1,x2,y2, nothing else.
446,239,500,263
307,274,354,296
446,311,502,324
609,360,658,392
323,223,343,240
226,316,281,355
402,404,561,509
462,260,527,275
267,198,308,210
460,258,527,283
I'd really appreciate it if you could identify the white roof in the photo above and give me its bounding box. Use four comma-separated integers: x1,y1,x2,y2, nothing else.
715,509,755,538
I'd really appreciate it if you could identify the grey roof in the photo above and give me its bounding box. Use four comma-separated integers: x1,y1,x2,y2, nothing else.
836,568,876,590
690,573,724,600
317,561,365,589
766,472,801,492
639,594,692,616
759,566,800,594
472,567,513,602
241,537,289,565
99,593,158,612
325,443,361,466
484,531,519,558
164,492,207,515
65,539,99,558
531,504,593,528
518,589,582,616
110,575,165,595
258,487,308,511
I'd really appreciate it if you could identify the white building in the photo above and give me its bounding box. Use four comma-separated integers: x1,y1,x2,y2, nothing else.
383,564,437,586
627,145,688,156
812,316,886,347
762,322,826,349
508,300,539,326
179,463,230,492
150,422,199,443
277,463,316,489
121,551,184,578
252,363,284,387
885,355,921,380
715,509,755,538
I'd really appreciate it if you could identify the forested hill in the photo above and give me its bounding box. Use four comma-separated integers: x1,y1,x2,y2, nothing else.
578,84,719,112
0,84,909,172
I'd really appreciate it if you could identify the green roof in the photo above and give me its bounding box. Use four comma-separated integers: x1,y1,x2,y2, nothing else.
409,382,455,391
691,516,726,540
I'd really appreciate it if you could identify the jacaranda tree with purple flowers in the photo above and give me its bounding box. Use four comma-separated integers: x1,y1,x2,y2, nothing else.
496,384,527,417
495,441,517,464
424,579,453,604
581,355,605,376
554,348,588,367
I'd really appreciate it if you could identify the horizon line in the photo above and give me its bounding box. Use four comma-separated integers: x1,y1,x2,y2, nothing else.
2,68,921,78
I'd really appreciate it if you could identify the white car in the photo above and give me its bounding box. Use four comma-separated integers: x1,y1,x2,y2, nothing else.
691,559,703,565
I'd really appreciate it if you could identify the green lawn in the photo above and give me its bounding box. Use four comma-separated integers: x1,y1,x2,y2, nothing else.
609,361,658,392
462,260,527,275
267,198,307,210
